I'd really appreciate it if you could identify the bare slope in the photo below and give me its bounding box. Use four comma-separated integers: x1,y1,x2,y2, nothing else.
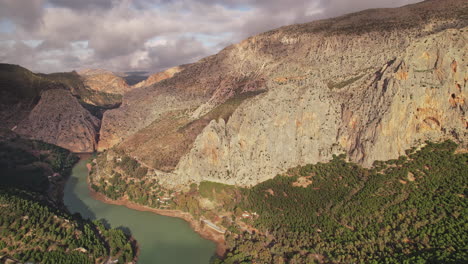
15,89,100,153
132,66,183,89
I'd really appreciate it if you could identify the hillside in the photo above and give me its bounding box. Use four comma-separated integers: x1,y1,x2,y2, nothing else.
78,69,130,98
45,71,123,109
0,64,135,152
0,130,136,264
131,66,183,89
89,137,468,263
96,0,467,187
0,128,78,204
0,64,58,128
218,141,467,263
14,89,100,153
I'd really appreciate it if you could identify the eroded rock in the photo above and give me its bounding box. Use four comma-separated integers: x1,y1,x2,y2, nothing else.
16,89,100,153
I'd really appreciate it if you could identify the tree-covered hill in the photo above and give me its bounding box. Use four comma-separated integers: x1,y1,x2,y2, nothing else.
0,130,136,264
0,189,134,264
218,141,467,263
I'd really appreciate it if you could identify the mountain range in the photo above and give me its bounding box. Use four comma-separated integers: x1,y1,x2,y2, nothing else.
96,0,466,187
0,0,466,262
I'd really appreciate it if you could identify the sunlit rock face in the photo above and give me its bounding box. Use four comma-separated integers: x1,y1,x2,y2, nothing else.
78,69,131,95
97,0,467,187
132,66,183,89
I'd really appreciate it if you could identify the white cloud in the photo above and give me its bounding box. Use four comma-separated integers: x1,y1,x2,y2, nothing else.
0,0,423,73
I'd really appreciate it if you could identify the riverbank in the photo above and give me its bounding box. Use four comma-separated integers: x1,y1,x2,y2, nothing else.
85,163,226,257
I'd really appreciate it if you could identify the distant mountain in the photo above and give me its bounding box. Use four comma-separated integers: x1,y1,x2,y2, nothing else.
78,68,131,95
115,71,149,86
131,66,182,89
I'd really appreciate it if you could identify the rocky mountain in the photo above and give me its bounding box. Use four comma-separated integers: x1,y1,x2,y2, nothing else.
0,64,130,153
79,68,131,95
98,0,467,187
15,89,100,153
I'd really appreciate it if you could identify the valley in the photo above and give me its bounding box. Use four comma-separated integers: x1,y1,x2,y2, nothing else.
64,160,216,264
0,0,466,263
0,130,137,263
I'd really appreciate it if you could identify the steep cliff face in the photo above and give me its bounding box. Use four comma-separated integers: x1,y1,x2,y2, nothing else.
175,27,467,186
98,0,467,187
15,89,100,153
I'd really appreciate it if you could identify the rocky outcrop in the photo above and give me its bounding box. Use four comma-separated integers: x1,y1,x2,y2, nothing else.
98,0,467,187
15,89,100,153
173,27,467,186
97,51,269,150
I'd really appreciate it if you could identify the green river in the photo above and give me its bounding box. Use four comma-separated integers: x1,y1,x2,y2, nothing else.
63,160,216,264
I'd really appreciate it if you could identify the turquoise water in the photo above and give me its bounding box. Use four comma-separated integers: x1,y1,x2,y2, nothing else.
64,160,216,264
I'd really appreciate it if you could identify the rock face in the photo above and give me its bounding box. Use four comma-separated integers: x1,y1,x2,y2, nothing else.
15,89,100,153
132,66,183,89
79,69,130,95
98,0,467,187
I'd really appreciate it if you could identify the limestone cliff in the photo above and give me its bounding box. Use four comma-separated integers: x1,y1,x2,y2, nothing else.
97,0,467,187
15,89,100,153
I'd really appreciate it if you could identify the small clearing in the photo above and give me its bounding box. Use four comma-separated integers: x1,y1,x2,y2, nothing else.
292,177,313,188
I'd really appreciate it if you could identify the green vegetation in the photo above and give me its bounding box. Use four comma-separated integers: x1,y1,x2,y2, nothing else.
0,64,54,105
0,129,78,193
199,181,239,211
92,136,466,264
90,153,173,208
218,141,467,263
91,153,241,219
0,131,136,263
0,188,134,264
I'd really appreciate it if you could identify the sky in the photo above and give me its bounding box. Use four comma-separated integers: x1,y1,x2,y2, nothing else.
0,0,422,74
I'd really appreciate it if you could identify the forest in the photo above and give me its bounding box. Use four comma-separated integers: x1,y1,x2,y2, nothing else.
0,130,136,264
90,139,467,264
0,188,134,264
0,128,78,194
216,141,467,263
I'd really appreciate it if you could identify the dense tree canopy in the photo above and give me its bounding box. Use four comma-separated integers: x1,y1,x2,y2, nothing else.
0,132,136,264
218,141,467,263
